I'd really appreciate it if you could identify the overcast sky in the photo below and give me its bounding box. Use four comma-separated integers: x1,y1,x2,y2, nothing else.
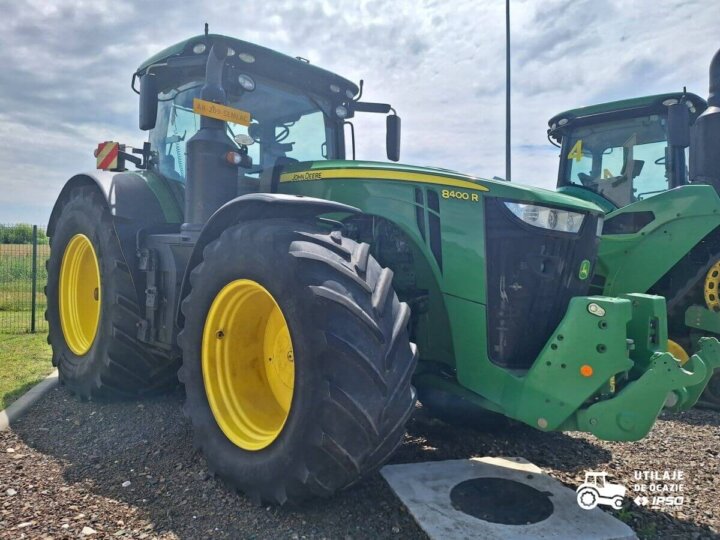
0,0,718,224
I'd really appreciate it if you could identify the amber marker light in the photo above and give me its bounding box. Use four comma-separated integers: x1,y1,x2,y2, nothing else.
580,365,594,377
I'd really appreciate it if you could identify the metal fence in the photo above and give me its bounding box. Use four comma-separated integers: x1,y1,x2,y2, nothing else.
0,225,49,334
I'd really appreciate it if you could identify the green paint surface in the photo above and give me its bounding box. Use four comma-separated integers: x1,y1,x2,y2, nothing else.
276,163,719,441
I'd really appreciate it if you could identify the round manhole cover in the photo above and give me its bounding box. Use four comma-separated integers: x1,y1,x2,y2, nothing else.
450,477,553,525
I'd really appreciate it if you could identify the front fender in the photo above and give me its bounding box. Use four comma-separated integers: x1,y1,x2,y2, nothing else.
176,193,359,327
598,185,720,295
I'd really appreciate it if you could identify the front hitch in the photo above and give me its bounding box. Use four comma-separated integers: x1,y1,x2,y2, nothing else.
573,337,720,440
506,293,720,441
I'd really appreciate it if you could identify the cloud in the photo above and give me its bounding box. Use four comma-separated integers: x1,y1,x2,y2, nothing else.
0,0,718,223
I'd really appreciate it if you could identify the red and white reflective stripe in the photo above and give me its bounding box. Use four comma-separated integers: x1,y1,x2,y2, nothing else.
95,142,120,170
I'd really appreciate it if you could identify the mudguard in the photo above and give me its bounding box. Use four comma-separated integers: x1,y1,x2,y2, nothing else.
175,193,360,327
47,171,183,307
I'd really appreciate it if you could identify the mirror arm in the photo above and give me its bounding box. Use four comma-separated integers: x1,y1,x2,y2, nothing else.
119,142,152,170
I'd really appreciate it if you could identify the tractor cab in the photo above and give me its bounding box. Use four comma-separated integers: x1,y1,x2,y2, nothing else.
133,34,400,191
549,92,707,211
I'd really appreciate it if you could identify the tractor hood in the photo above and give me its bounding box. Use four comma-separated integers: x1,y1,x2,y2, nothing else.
279,160,605,216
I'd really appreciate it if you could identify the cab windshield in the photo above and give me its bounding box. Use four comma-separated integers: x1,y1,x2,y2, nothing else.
150,77,339,182
561,115,671,207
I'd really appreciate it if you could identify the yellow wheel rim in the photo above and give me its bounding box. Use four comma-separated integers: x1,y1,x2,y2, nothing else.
59,234,101,356
667,339,690,366
704,261,720,312
202,279,295,451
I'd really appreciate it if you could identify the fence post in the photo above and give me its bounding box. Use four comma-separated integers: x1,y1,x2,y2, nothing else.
31,225,38,333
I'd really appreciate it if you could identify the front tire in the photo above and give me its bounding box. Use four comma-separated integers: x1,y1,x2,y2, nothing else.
46,186,179,399
179,218,417,504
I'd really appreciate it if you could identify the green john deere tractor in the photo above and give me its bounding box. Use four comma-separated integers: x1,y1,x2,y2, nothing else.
46,34,720,504
549,47,720,407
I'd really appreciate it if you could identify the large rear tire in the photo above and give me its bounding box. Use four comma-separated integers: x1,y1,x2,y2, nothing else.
46,186,179,399
178,218,417,504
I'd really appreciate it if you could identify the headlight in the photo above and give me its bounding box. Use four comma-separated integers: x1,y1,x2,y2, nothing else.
504,201,585,233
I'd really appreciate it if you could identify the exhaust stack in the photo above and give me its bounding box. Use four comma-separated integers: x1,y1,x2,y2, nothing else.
689,48,720,188
182,44,238,234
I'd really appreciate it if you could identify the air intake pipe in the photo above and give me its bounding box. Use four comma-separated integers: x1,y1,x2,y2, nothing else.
182,44,238,235
689,48,720,189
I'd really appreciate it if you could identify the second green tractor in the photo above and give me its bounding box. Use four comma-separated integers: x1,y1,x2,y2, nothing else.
549,47,720,407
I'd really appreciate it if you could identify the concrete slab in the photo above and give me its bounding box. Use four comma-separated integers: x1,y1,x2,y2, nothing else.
0,370,58,431
381,457,636,540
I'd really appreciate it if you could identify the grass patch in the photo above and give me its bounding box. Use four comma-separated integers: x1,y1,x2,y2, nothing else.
0,243,49,332
0,333,53,409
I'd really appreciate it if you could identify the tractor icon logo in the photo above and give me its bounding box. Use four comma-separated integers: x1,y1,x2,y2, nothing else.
576,472,626,510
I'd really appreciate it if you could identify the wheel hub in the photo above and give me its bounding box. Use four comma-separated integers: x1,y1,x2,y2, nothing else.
667,339,690,366
704,261,720,312
202,279,295,451
59,234,101,356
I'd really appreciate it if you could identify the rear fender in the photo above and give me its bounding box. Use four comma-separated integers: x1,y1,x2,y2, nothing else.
176,193,359,328
47,171,183,307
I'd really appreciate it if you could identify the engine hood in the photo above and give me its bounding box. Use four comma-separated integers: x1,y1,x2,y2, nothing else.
280,160,605,216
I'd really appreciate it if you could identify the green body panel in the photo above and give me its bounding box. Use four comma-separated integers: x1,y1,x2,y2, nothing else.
138,170,184,223
557,185,616,213
593,186,720,295
282,160,603,211
274,161,720,440
686,305,720,334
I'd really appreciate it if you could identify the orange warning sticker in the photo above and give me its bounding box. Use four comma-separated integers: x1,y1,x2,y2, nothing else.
193,98,251,126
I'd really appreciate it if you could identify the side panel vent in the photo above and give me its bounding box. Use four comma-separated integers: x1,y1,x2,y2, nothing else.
427,190,443,270
414,188,426,241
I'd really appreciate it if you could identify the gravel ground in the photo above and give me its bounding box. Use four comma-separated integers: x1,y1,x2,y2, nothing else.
1,387,718,539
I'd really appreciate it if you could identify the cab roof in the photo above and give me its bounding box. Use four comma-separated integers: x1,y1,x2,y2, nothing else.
135,34,359,97
548,92,707,135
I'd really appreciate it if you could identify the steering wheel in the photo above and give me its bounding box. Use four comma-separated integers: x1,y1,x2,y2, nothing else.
247,122,292,144
577,172,595,187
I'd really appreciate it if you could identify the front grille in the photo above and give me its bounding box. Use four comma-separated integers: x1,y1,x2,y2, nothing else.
484,197,599,369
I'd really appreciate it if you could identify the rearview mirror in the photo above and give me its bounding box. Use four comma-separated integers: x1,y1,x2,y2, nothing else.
139,74,158,131
667,103,690,148
386,114,401,162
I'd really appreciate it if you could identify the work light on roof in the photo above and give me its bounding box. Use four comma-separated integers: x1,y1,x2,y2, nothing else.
238,52,255,63
192,43,207,54
335,105,348,118
330,84,340,93
237,74,255,91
